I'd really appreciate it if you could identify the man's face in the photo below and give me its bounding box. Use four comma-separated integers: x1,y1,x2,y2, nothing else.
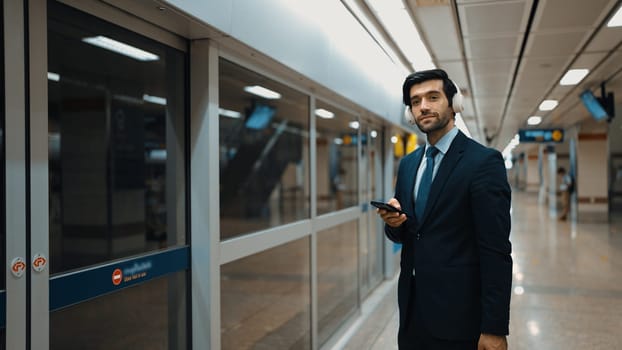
408,79,454,135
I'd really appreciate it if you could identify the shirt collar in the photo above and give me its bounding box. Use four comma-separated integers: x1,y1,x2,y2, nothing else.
426,127,459,155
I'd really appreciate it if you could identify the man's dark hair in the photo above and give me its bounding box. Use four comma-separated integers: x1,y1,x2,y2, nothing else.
402,69,458,108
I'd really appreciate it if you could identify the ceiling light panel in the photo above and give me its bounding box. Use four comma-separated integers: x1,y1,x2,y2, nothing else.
82,36,159,61
607,4,622,27
243,85,282,99
365,0,435,71
538,100,558,111
559,69,589,85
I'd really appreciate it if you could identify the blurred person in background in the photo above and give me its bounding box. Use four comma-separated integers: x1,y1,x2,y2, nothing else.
557,166,573,221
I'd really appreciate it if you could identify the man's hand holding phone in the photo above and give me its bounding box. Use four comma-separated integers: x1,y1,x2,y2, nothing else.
372,199,407,228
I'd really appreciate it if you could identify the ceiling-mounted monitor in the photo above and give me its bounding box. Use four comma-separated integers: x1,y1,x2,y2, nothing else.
579,85,615,122
245,104,275,130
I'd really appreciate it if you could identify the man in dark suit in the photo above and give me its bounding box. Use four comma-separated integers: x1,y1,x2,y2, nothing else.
376,69,512,350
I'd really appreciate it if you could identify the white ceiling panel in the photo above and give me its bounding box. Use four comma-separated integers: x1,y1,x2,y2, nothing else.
584,26,622,53
525,31,589,57
465,36,521,59
572,52,608,70
579,50,622,87
459,1,529,36
390,0,621,148
468,58,516,77
472,75,512,96
411,5,463,61
437,60,469,88
477,99,506,111
517,56,570,83
533,0,612,30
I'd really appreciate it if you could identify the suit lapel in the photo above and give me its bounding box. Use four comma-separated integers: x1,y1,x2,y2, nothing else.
420,132,467,222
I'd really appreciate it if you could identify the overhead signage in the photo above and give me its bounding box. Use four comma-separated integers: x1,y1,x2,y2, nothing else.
518,128,564,143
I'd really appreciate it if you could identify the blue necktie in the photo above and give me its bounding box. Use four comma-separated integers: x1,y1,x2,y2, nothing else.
415,146,439,220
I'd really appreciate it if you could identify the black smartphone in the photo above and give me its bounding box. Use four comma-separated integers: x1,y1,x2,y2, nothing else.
370,201,404,214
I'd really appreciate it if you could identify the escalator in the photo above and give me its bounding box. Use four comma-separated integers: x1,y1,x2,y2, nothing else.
220,120,302,218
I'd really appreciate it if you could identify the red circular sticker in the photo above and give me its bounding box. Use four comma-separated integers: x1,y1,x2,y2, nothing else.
112,268,123,286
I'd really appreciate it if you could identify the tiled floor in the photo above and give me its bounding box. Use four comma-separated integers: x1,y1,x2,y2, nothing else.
337,191,622,349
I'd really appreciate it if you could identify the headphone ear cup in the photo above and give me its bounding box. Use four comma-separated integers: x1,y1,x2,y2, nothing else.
451,80,464,113
404,106,415,123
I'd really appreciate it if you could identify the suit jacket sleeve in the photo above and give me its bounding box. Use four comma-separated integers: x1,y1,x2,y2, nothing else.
471,150,513,335
384,155,410,243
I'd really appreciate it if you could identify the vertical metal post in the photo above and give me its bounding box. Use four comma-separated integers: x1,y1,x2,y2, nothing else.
4,0,27,348
28,0,49,349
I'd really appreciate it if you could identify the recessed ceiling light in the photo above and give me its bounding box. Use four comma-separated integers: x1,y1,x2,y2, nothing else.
219,108,242,119
539,100,558,111
243,85,281,99
607,5,622,27
82,36,159,61
349,121,360,129
365,0,435,71
315,108,335,119
142,94,167,105
47,72,60,82
560,69,589,86
370,130,378,138
527,116,542,125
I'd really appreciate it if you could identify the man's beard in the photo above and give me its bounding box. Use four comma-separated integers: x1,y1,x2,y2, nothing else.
415,111,451,134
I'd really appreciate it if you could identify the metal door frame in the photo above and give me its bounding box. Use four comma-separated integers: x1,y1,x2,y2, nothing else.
5,1,192,349
4,0,29,349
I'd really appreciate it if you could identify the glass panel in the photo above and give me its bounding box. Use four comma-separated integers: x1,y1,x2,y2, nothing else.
219,58,310,240
1,0,5,342
50,272,187,350
359,123,372,296
47,2,186,273
0,0,5,292
368,126,384,288
221,238,311,350
317,220,358,345
316,100,358,215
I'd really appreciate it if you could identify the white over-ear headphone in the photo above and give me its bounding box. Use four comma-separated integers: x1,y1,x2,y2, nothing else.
404,80,464,124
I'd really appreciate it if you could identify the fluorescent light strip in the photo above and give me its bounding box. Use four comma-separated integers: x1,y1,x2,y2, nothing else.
219,108,242,119
143,94,167,105
315,108,335,119
560,69,589,85
47,72,60,82
365,0,435,71
342,0,406,71
538,100,558,111
82,36,159,61
243,85,282,99
527,116,542,125
607,5,622,27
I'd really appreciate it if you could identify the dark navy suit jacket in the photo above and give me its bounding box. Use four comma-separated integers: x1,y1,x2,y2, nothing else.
385,131,512,343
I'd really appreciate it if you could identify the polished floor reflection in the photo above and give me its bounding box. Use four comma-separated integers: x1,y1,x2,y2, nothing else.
340,191,622,349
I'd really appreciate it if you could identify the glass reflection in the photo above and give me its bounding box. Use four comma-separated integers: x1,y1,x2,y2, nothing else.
221,238,311,350
47,2,186,274
361,123,384,297
219,59,310,240
316,100,359,215
317,220,358,345
1,1,5,341
0,0,5,292
50,273,187,350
